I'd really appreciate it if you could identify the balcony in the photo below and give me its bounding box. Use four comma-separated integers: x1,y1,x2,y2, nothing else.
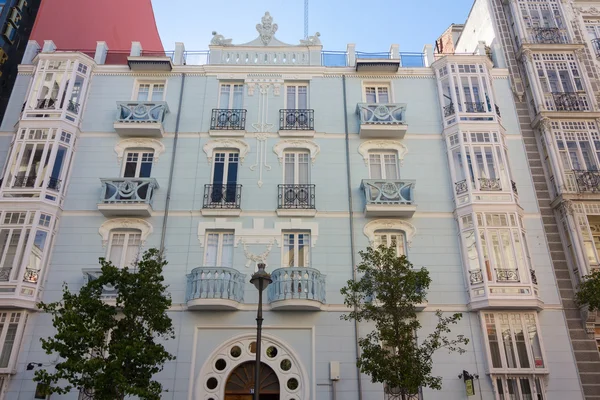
571,170,600,193
202,184,242,216
529,27,568,44
357,103,407,138
82,269,118,300
210,109,247,135
279,109,315,136
454,178,503,195
186,267,246,310
97,178,159,217
127,52,173,71
442,101,496,124
113,101,169,137
355,52,400,72
277,184,316,217
267,267,326,311
361,179,416,218
545,92,590,112
592,39,600,58
467,268,542,310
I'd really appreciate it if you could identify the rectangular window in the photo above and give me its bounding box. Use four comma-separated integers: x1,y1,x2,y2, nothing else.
0,312,22,369
219,83,244,109
374,231,405,256
204,232,234,267
369,152,398,180
135,82,165,101
283,232,310,267
364,85,390,103
284,152,310,184
123,152,153,178
286,85,308,109
108,231,141,268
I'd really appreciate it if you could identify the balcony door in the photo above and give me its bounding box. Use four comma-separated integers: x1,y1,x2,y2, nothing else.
136,83,164,102
284,152,310,185
369,152,398,180
365,85,389,104
122,151,153,200
220,84,244,109
212,151,239,203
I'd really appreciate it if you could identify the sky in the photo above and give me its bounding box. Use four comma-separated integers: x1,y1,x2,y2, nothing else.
152,0,475,53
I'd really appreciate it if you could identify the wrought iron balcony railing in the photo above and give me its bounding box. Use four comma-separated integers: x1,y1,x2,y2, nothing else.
82,269,118,299
278,184,315,209
479,178,502,191
100,178,158,204
495,268,520,282
279,109,314,130
495,104,501,118
464,101,488,113
67,100,80,114
203,184,242,209
469,269,484,285
267,267,326,303
548,92,590,112
361,179,415,205
116,101,168,123
35,98,57,109
531,27,567,44
12,175,36,188
455,179,468,195
357,103,406,125
47,177,61,191
592,38,600,58
511,180,518,195
186,267,246,303
210,109,247,130
530,270,538,285
573,169,600,193
443,103,455,117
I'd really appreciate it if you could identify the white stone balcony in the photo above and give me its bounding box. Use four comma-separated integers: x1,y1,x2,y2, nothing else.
361,179,416,218
186,267,246,310
357,103,408,138
113,101,168,137
97,178,159,217
267,267,326,311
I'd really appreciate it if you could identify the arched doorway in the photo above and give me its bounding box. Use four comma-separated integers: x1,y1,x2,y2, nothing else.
225,361,279,400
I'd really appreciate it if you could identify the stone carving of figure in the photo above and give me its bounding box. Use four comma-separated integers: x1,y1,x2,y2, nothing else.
256,12,278,45
210,31,232,46
300,32,321,45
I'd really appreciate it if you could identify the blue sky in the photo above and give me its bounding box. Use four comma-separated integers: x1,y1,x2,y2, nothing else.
152,0,475,53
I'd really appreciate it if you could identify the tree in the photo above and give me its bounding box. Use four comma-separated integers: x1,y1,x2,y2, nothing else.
35,248,175,400
340,245,469,399
576,268,600,312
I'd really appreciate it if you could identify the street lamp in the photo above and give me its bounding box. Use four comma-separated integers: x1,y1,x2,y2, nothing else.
250,262,272,400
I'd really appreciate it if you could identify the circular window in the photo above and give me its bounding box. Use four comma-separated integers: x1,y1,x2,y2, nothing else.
215,358,227,371
266,346,278,358
207,377,218,390
249,341,257,354
280,359,292,371
230,346,242,358
287,378,299,391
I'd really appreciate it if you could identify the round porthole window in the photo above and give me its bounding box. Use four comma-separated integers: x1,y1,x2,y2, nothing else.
215,358,227,371
280,359,292,371
207,377,218,390
230,346,242,358
266,346,278,358
287,377,299,391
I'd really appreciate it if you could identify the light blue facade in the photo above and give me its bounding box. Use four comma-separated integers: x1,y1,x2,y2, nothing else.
0,12,585,400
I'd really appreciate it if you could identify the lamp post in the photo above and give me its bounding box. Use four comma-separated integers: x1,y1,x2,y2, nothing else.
250,262,272,400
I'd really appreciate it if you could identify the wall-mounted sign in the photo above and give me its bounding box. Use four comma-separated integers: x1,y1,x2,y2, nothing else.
465,378,475,396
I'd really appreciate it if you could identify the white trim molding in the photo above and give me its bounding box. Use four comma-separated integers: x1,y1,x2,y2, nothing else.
114,138,166,163
203,139,250,164
358,140,408,166
273,139,320,165
98,218,153,246
363,219,416,247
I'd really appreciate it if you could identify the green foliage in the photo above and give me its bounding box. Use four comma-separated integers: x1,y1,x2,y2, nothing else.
576,268,600,312
35,248,175,400
341,245,469,397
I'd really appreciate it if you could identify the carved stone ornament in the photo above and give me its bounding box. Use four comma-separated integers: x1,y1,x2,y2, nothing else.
363,219,417,248
358,140,408,167
300,32,321,46
539,117,552,133
114,138,165,164
203,139,250,164
210,31,232,46
578,6,600,15
559,199,575,217
256,12,278,45
242,238,274,268
98,218,153,247
520,49,533,62
273,139,320,165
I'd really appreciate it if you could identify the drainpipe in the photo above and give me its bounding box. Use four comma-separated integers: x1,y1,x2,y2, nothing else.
342,74,363,400
160,73,186,253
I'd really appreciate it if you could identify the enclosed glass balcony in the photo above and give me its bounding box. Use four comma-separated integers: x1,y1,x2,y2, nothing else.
113,101,169,137
186,267,246,310
356,103,407,138
361,179,416,218
268,267,326,311
97,178,158,217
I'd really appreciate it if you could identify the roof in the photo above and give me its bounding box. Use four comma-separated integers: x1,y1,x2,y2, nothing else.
30,0,164,52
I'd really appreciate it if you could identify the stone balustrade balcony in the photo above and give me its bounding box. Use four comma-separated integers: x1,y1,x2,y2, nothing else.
267,267,326,311
113,101,169,137
186,267,246,310
361,179,416,218
356,103,408,138
97,178,159,217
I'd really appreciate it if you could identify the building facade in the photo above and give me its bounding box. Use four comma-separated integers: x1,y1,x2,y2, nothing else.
448,0,600,398
0,10,588,400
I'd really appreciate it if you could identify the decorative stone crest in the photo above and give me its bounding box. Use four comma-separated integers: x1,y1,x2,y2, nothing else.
242,238,274,268
300,32,321,46
210,31,232,46
256,12,278,45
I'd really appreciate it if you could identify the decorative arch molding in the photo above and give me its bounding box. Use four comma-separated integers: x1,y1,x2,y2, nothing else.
358,140,408,166
114,138,166,164
98,218,153,247
203,139,250,164
363,219,417,248
195,333,309,400
273,139,320,164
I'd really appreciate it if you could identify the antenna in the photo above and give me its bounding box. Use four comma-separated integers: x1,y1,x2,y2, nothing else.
304,0,308,39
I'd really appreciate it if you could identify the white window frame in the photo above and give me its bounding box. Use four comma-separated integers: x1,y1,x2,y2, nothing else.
0,311,26,373
106,230,141,269
363,83,392,104
283,151,311,184
373,230,406,257
284,84,309,109
282,232,311,268
204,231,234,267
553,121,600,173
133,81,166,102
121,150,154,178
211,151,239,185
493,375,546,400
218,83,244,109
533,53,584,94
368,151,399,180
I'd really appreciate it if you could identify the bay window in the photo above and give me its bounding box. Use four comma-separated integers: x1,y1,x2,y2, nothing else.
553,121,600,173
438,63,494,119
533,53,589,112
204,231,234,268
107,230,141,268
283,232,310,267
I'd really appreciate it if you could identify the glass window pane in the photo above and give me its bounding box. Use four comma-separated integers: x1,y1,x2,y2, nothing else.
150,84,164,101
485,314,503,368
205,234,218,267
365,87,376,103
284,234,294,267
0,315,19,368
287,86,296,109
500,314,518,368
124,233,141,267
137,84,150,101
221,233,234,268
232,85,243,109
298,153,310,184
298,86,307,109
219,85,231,108
525,314,544,368
384,154,398,179
109,233,125,266
284,153,295,184
511,314,530,368
369,154,382,179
